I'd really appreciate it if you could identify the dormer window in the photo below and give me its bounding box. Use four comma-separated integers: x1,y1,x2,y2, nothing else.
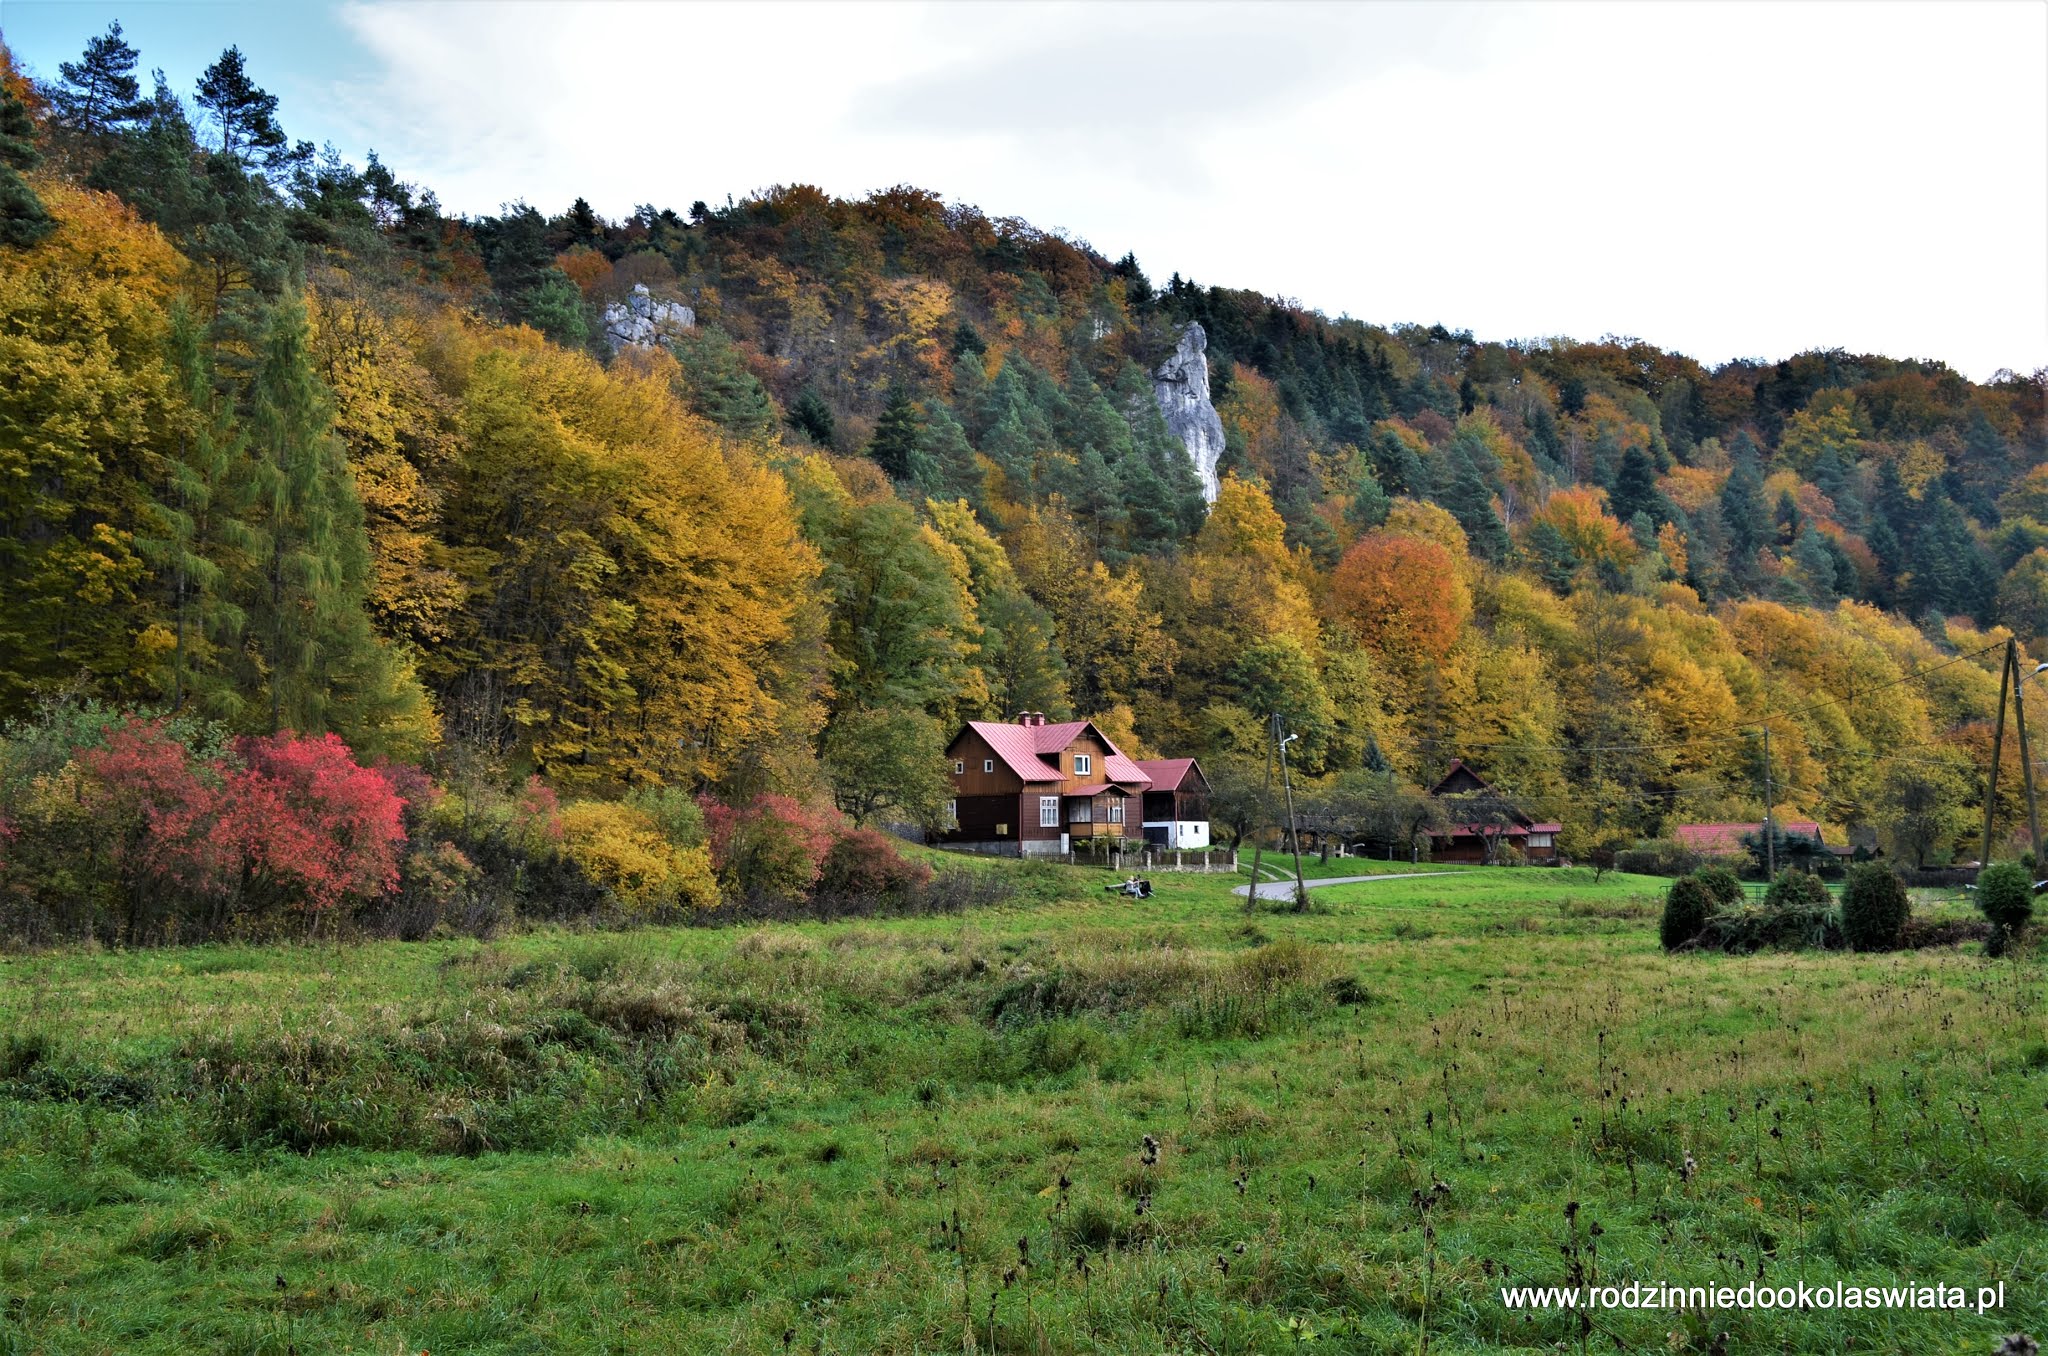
1074,754,1091,776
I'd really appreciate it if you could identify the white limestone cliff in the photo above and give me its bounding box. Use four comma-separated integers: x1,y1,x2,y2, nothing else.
1153,322,1227,504
603,284,695,352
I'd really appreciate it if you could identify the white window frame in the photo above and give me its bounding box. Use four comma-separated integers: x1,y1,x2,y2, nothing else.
1074,754,1091,776
954,760,965,775
1108,800,1124,824
946,799,958,824
984,759,995,773
1039,796,1060,828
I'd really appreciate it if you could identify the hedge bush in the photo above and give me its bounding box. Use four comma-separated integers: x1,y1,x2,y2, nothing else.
1762,868,1830,911
1660,875,1715,950
1840,862,1910,952
1975,860,2034,955
1695,865,1745,908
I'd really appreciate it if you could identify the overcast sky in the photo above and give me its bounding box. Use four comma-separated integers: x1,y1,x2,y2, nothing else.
7,0,2044,379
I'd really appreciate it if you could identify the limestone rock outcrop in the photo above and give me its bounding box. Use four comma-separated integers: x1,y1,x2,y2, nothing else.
603,284,695,352
1153,322,1227,504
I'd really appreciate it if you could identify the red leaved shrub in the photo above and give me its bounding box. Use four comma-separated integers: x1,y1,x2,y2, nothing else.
74,719,407,926
700,793,840,900
216,732,407,913
816,828,932,900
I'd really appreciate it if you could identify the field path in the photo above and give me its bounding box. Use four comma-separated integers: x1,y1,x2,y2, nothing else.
1232,871,1440,900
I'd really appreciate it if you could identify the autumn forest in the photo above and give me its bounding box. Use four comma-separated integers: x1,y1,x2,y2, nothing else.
2,25,2045,939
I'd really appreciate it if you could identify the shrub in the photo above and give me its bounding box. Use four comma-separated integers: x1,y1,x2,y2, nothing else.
1617,838,1702,878
214,732,409,915
71,721,407,932
1660,875,1714,950
1694,901,1841,953
558,800,718,916
624,785,706,848
815,828,932,901
1840,862,1911,952
1975,860,2034,954
701,794,840,901
1762,867,1830,911
1694,866,1745,908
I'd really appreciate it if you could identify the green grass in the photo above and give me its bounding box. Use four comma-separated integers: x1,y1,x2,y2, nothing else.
0,860,2043,1354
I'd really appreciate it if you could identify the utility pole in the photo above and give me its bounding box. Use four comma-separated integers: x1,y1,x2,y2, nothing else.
1982,644,2012,868
1980,638,2042,867
1274,712,1309,910
2007,638,2042,864
1245,722,1275,912
1761,725,1775,880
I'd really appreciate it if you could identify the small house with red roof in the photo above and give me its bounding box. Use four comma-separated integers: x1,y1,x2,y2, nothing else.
1426,759,1562,864
1673,821,1825,860
939,713,1204,856
1134,758,1211,850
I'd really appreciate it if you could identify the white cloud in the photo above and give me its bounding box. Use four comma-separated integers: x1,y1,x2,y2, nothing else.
331,0,2046,379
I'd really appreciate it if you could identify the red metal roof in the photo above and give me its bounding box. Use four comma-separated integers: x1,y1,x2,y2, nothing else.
964,721,1063,783
1134,757,1201,791
960,719,1154,788
1674,821,1822,856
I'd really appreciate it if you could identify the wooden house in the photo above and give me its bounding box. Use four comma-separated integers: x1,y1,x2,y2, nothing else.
938,714,1205,857
939,713,1151,856
1426,759,1561,864
1133,758,1211,849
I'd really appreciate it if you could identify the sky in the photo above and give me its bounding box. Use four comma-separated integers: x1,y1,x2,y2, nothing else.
5,0,2045,381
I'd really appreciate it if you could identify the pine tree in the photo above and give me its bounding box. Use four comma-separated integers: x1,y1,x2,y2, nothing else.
194,46,286,171
565,195,600,245
1609,446,1669,526
671,326,779,438
1718,448,1770,587
0,79,54,249
912,404,984,508
1793,526,1837,606
788,388,836,447
866,386,924,480
53,22,147,137
1905,489,1994,622
1439,446,1510,562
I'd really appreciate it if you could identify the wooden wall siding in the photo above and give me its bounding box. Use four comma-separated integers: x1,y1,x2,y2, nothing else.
946,729,1037,795
951,794,1020,840
1021,793,1062,840
1051,732,1113,795
1144,791,1210,823
1066,790,1132,839
947,792,1064,842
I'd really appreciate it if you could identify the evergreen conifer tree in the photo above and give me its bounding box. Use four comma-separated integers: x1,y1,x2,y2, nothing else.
1609,446,1669,526
53,22,147,136
0,79,54,248
195,46,287,171
866,386,925,481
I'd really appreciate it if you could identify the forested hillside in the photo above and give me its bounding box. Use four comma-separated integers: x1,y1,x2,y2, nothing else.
3,25,2046,935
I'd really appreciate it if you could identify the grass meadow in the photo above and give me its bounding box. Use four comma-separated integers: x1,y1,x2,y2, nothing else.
0,861,2042,1354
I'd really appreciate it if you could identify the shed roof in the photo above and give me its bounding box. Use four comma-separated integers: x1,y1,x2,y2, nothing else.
1133,758,1204,791
1674,821,1823,856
